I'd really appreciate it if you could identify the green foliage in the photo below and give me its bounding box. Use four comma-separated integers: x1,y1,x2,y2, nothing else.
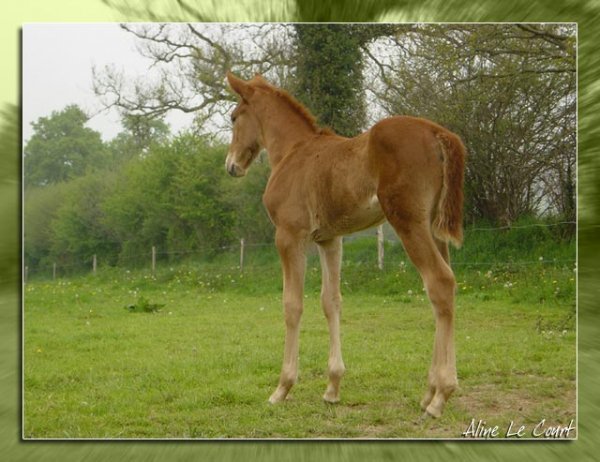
294,0,399,21
103,132,236,261
125,296,164,313
168,133,236,252
24,183,70,268
223,153,273,244
24,105,107,187
23,26,577,281
0,104,20,285
50,173,120,268
24,127,261,272
107,113,170,165
0,104,19,182
102,137,179,263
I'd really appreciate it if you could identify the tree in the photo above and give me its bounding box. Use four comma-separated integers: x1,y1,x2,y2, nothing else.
93,23,296,137
50,173,120,268
93,22,576,227
222,153,273,244
107,112,170,165
292,23,398,136
365,24,576,225
24,183,68,269
102,131,237,262
101,139,178,263
24,105,107,187
166,133,236,253
95,23,404,138
293,24,366,136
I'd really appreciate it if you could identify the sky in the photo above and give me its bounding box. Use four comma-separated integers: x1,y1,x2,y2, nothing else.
22,23,194,143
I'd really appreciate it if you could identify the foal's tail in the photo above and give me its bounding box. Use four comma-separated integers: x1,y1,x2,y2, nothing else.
432,130,466,248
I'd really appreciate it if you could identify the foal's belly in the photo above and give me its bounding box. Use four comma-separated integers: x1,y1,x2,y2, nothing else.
311,195,386,242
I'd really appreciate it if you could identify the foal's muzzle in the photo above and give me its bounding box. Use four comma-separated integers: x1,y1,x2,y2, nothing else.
227,163,238,176
226,160,245,177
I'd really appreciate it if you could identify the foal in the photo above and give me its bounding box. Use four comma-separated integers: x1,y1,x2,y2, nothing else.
225,72,465,418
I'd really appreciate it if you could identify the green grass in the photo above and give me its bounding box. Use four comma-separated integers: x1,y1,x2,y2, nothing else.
23,234,576,439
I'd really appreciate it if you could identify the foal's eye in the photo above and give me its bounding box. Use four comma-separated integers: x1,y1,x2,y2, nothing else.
231,115,237,123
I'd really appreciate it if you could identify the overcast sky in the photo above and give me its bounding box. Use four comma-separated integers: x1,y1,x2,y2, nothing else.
22,23,194,143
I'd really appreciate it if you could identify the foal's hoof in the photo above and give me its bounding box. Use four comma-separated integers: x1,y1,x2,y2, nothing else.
323,393,340,404
424,404,443,419
268,395,286,405
420,394,434,412
268,386,291,404
421,392,448,418
416,405,441,423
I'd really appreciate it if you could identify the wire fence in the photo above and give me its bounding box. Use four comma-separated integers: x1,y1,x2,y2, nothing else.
24,221,577,282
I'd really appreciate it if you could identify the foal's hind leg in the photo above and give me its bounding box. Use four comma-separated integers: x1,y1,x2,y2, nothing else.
435,238,450,265
318,237,345,403
383,212,458,417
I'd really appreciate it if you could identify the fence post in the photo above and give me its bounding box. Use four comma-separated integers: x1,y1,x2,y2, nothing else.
240,238,245,272
152,246,156,274
93,254,97,275
25,266,28,284
53,263,57,281
377,225,384,270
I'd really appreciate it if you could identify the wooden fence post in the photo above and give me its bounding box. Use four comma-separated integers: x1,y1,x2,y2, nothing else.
377,225,384,270
93,254,97,275
53,263,57,280
152,246,156,274
240,238,245,272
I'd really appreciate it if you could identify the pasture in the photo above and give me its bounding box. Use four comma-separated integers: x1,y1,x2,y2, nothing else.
23,232,576,439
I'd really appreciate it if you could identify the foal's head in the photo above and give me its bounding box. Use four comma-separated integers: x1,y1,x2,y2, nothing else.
225,72,264,177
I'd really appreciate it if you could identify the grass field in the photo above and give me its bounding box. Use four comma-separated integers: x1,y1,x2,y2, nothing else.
23,231,576,439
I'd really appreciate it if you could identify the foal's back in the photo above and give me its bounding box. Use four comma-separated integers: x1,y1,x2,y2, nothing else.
263,130,383,240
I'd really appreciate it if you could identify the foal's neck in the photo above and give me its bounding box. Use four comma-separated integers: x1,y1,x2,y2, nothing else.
256,100,317,170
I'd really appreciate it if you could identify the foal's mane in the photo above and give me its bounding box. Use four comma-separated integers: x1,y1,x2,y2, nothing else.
255,81,335,136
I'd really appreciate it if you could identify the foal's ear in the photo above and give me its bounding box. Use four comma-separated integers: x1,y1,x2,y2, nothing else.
226,71,255,102
253,73,268,85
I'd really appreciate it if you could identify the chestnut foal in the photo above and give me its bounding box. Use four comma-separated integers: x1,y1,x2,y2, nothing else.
225,72,465,418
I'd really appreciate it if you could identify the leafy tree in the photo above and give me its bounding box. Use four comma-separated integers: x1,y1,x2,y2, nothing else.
222,153,273,244
24,183,69,269
24,105,107,187
107,113,170,165
166,133,236,254
293,24,399,136
366,24,576,225
102,140,178,263
293,24,366,136
50,173,120,268
102,132,237,263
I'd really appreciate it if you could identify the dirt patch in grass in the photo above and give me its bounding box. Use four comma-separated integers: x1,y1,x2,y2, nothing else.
452,378,576,438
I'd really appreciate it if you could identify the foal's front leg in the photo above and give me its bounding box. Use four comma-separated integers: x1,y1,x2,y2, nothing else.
269,229,306,404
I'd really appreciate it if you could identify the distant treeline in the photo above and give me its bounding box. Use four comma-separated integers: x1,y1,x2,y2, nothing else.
23,104,574,274
23,24,576,271
24,107,273,270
